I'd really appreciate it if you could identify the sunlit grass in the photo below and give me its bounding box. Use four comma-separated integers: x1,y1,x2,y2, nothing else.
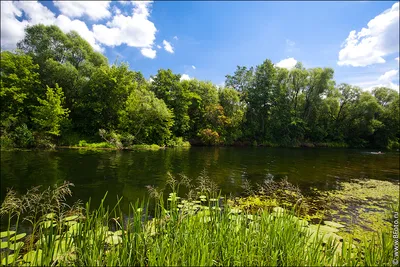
0,179,396,266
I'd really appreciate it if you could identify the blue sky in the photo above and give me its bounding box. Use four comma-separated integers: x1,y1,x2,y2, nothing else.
1,1,399,90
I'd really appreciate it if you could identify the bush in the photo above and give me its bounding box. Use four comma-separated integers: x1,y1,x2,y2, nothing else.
166,137,191,147
13,124,34,148
198,128,220,145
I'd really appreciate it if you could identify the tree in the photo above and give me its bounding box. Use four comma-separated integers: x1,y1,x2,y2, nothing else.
0,51,41,146
119,86,174,145
32,84,69,137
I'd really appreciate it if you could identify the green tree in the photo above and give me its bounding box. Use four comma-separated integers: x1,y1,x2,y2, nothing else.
32,84,69,140
119,86,174,145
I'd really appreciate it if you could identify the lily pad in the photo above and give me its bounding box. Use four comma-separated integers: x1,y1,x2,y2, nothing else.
309,224,340,234
324,221,345,228
273,207,285,214
42,220,57,228
1,255,16,265
9,233,26,242
65,221,77,227
1,241,8,249
105,235,122,245
45,213,56,219
68,223,81,235
64,215,79,221
23,249,43,264
114,230,123,236
8,241,24,251
0,231,16,238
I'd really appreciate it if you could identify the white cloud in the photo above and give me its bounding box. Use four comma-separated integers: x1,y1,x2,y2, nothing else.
338,2,399,67
53,1,111,21
157,45,161,49
1,1,103,52
378,69,399,82
163,40,174,53
1,1,159,58
140,47,156,59
113,7,122,15
396,57,399,62
173,36,178,40
180,74,191,81
276,58,297,70
55,15,103,52
353,69,399,91
192,65,196,69
0,1,29,50
92,1,156,50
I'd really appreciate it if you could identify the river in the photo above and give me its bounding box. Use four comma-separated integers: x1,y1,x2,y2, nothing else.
1,147,399,212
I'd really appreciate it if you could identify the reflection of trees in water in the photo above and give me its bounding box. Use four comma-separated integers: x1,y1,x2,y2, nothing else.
1,148,399,213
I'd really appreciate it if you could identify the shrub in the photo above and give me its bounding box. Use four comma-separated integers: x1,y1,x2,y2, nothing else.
198,128,220,145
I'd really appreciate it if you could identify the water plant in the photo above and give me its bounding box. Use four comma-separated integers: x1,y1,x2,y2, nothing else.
0,178,397,266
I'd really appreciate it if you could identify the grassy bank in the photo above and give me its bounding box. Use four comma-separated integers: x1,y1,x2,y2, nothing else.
0,177,397,266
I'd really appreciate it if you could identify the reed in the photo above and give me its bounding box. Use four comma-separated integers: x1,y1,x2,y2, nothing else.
0,179,396,266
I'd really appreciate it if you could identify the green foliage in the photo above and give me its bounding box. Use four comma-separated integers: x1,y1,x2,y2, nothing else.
119,86,174,145
1,24,399,149
32,84,69,137
0,180,396,266
198,128,220,145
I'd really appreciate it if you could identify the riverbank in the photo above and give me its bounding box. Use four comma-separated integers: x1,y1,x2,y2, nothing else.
1,176,398,266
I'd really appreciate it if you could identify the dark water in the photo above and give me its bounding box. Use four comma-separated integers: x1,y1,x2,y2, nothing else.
1,147,399,212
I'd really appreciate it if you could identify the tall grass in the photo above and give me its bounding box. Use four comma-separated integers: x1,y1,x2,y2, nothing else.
0,179,396,266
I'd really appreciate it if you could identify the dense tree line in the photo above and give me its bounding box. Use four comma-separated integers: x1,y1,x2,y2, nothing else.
1,25,399,149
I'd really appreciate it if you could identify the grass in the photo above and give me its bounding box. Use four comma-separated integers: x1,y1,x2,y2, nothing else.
0,177,397,266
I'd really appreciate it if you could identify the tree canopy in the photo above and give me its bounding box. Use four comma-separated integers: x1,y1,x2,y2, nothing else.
1,24,399,149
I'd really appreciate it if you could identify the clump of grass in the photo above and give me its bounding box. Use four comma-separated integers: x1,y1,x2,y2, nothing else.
0,177,396,266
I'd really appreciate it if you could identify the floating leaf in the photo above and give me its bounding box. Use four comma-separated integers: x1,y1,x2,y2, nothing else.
64,215,79,222
23,249,43,264
324,221,345,228
105,235,122,245
45,213,56,219
0,231,16,238
68,223,81,235
199,195,207,199
209,198,218,202
65,221,77,227
114,230,123,236
8,242,24,251
9,233,26,242
273,207,285,214
1,242,8,249
309,224,339,234
42,220,57,228
1,255,15,265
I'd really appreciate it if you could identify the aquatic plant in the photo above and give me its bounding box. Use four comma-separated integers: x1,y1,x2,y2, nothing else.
0,178,396,266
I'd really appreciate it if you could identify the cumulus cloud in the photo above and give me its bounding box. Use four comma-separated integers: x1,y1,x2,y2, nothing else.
338,2,399,67
0,1,29,50
276,58,297,70
163,40,174,53
192,65,196,69
157,45,161,49
1,1,103,52
378,69,399,82
93,1,156,49
353,69,399,91
173,36,178,40
140,48,156,59
1,1,158,58
396,57,399,62
53,1,111,21
180,74,191,81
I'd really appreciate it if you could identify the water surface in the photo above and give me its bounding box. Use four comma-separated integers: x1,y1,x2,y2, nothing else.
1,147,399,211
